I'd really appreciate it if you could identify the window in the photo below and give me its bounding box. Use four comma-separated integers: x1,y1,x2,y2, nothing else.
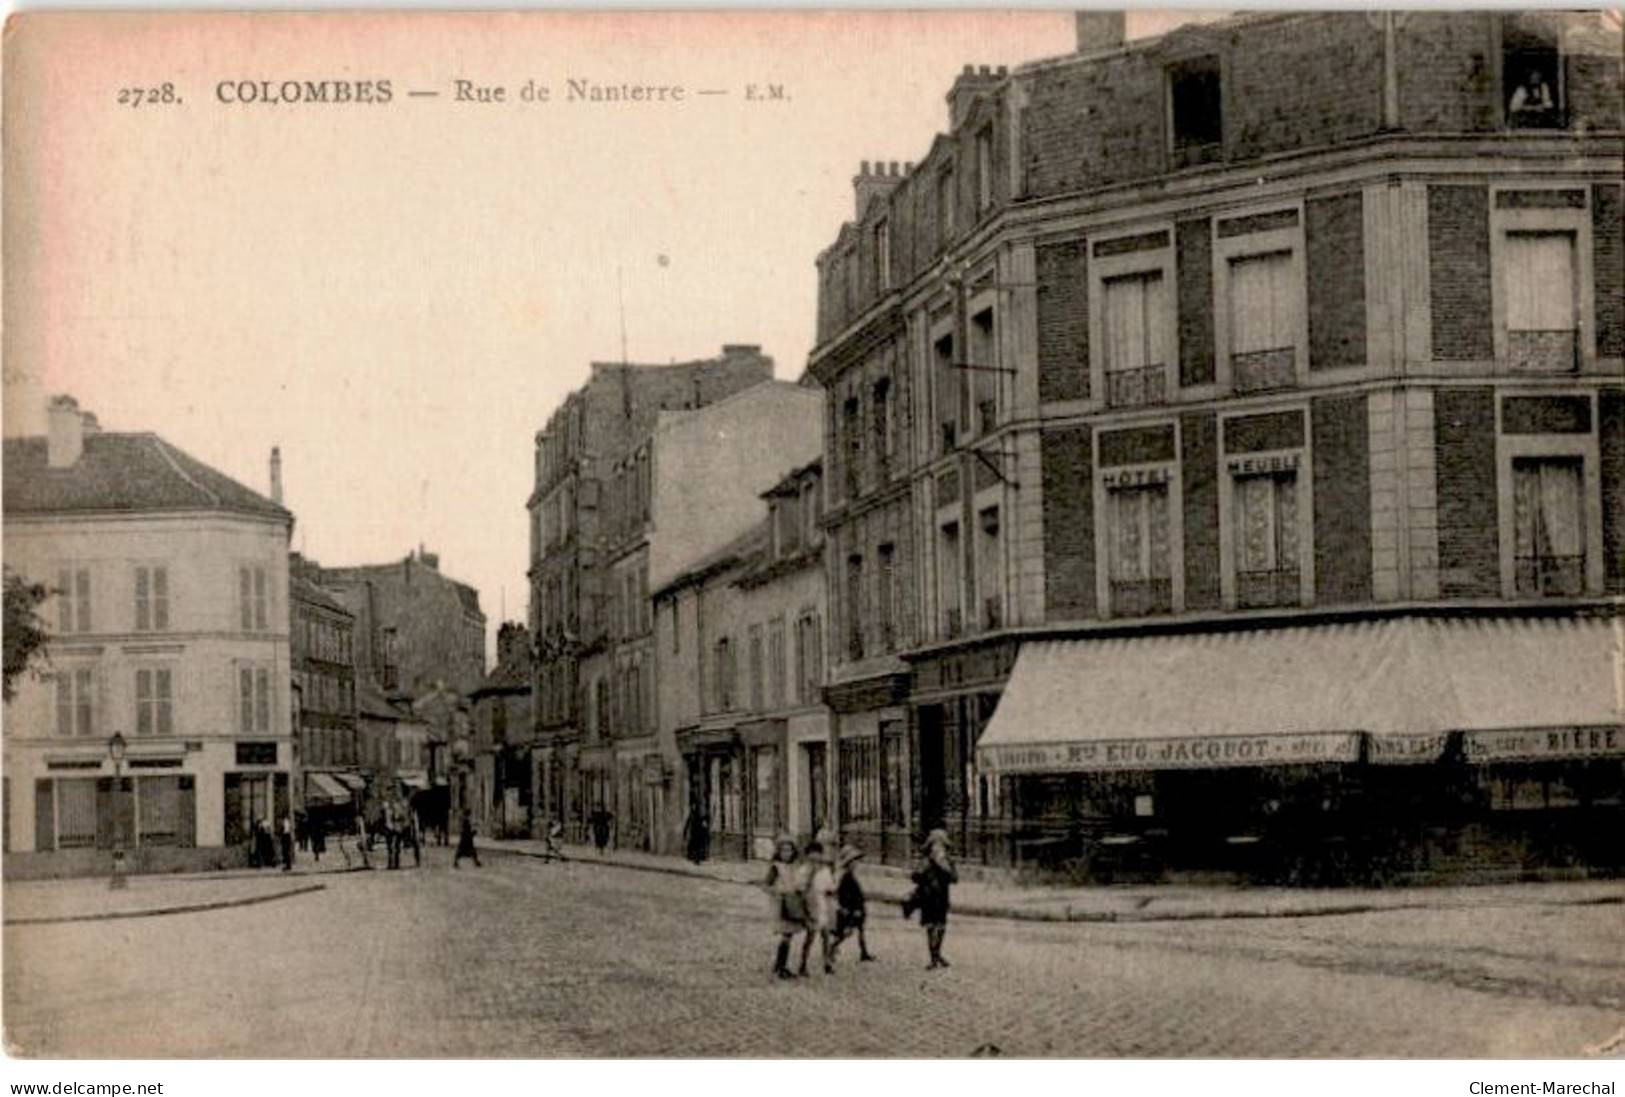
1504,232,1578,372
748,625,764,712
56,778,99,849
881,723,908,827
936,163,956,246
55,666,95,737
1513,458,1585,596
872,379,892,482
975,123,994,214
969,308,998,434
1229,251,1297,392
977,506,1003,629
1233,470,1300,608
934,332,959,452
939,521,963,637
768,618,786,708
1107,484,1173,616
873,218,891,291
796,613,822,703
845,554,865,661
801,479,821,544
136,668,174,736
876,544,896,652
239,666,272,733
1103,272,1169,407
714,637,734,711
1169,55,1222,160
842,394,864,498
839,736,881,823
1503,16,1564,129
138,776,188,847
134,566,169,632
56,567,90,634
239,566,268,631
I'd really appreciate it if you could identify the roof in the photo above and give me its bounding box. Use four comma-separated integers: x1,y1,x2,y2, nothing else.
762,457,822,500
979,614,1623,775
452,582,484,619
3,432,291,522
356,678,411,722
473,652,530,696
290,573,351,617
653,520,770,600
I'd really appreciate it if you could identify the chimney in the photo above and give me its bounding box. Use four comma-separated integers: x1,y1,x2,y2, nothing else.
946,64,1006,130
270,446,284,505
46,395,86,469
1075,11,1126,54
852,160,904,220
417,545,440,571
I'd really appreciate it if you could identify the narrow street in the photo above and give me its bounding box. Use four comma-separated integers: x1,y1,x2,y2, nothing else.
7,849,1622,1058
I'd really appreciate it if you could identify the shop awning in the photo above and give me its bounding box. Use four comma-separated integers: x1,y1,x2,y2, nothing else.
304,772,354,806
331,772,366,793
977,615,1622,775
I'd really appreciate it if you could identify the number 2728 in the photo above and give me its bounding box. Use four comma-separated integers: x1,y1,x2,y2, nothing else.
118,84,180,107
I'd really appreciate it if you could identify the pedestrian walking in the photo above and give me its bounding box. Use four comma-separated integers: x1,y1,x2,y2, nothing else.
798,830,838,977
905,828,957,970
353,815,372,869
453,809,481,868
384,800,403,870
763,832,805,980
544,818,566,862
830,844,876,963
278,814,295,872
310,817,327,863
294,809,309,853
683,804,709,864
589,805,614,855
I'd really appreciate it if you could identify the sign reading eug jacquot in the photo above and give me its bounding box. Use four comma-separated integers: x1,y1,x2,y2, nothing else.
981,732,1364,774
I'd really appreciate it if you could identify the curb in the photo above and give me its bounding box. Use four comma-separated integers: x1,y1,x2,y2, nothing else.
4,882,327,927
483,844,1624,924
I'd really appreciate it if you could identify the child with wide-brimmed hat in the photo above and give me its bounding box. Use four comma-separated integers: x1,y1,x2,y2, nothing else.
763,831,804,980
830,844,876,964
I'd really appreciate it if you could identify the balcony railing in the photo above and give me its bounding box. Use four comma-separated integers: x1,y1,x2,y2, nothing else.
1110,578,1173,617
943,607,963,640
1105,364,1168,408
1515,554,1584,597
1232,348,1297,394
1236,568,1300,609
1508,329,1579,374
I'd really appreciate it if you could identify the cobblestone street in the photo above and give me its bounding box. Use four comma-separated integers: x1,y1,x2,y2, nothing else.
6,849,1623,1058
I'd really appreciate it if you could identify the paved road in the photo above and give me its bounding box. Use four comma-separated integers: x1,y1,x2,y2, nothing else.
6,846,1623,1057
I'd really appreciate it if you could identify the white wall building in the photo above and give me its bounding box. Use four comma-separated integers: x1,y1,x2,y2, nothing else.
3,397,294,874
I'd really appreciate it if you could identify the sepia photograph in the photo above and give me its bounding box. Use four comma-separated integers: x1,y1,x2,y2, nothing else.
2,5,1623,1072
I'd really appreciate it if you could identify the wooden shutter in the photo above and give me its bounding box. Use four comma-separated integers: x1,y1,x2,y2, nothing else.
34,779,54,851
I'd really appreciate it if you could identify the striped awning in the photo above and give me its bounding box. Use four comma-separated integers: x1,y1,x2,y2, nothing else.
304,772,354,806
978,614,1622,775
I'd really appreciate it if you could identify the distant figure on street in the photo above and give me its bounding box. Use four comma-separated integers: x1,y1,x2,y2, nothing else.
763,832,805,980
294,809,309,853
278,814,295,872
798,829,838,977
589,806,614,855
830,844,876,964
255,819,277,870
310,818,327,863
683,804,709,864
454,809,481,868
407,812,422,868
544,818,566,861
384,800,403,870
908,828,957,971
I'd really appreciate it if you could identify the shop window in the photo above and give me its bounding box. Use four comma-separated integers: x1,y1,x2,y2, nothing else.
1504,232,1579,372
1228,250,1298,392
1503,17,1564,129
1169,55,1223,164
839,736,881,823
137,776,187,847
55,778,99,849
1107,483,1173,616
1512,457,1585,596
1103,271,1169,407
881,724,908,828
1233,469,1301,608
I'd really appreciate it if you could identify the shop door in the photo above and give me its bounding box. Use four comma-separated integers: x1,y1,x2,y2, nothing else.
918,704,947,831
806,742,827,835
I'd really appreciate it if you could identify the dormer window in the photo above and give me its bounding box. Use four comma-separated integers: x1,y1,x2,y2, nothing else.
1169,55,1222,165
1503,16,1564,130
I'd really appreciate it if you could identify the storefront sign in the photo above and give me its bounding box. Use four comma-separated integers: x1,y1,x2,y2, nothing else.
1367,733,1450,764
1101,465,1172,490
1464,725,1624,763
980,732,1362,774
1226,452,1299,476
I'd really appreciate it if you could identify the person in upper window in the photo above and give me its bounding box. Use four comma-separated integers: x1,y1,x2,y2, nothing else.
1509,69,1556,119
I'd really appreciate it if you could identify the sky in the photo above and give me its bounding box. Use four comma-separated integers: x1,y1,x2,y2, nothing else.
4,10,1210,665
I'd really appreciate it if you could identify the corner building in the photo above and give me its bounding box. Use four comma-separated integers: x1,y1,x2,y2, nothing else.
808,11,1624,880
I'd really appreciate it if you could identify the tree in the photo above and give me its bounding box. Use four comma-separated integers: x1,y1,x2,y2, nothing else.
4,567,52,702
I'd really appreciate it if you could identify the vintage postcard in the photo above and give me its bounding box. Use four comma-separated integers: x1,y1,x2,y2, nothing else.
3,7,1623,1069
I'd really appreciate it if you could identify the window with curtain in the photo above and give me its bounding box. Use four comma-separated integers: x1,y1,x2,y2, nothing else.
1513,458,1585,595
1233,471,1300,607
1505,232,1578,371
1103,272,1169,406
1108,484,1173,615
1229,250,1297,391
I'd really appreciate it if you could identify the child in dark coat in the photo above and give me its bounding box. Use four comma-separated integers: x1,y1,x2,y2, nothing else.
910,828,957,970
830,844,876,963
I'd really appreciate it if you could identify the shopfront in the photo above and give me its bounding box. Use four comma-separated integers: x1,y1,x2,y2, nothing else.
679,728,748,861
978,613,1623,884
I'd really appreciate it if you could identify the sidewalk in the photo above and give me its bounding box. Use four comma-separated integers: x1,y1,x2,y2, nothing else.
482,837,1625,923
4,872,328,925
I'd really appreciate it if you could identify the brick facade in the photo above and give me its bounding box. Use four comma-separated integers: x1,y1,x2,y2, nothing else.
1427,186,1493,361
1036,239,1088,402
1601,387,1625,594
1179,412,1222,611
1306,193,1367,371
1311,395,1373,605
1176,218,1215,388
1593,184,1624,359
1433,387,1500,598
1039,425,1094,616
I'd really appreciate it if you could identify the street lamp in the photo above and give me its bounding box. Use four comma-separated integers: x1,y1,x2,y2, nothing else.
107,731,127,890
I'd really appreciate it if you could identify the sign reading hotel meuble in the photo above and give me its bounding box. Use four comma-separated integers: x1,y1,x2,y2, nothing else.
1464,726,1624,763
981,732,1362,773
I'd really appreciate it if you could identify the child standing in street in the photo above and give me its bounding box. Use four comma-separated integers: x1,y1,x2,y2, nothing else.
798,832,838,977
912,828,957,970
830,844,876,963
763,833,804,980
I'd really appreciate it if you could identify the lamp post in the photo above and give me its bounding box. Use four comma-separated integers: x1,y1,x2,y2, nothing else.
107,731,127,890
